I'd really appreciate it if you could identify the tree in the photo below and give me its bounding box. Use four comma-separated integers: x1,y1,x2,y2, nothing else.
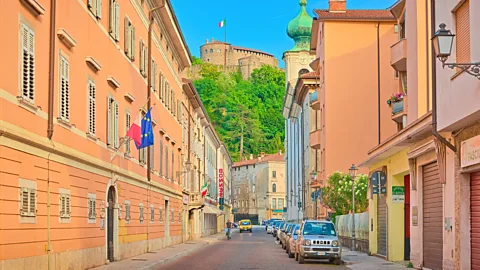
321,172,369,217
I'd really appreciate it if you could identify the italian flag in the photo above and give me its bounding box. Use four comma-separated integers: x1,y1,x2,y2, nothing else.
126,114,142,147
218,19,226,28
201,181,209,197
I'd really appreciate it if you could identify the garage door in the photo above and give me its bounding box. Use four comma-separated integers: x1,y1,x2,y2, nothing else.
377,194,387,256
471,172,480,268
423,162,443,270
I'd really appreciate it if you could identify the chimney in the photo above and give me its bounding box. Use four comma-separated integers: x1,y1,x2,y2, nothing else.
206,39,209,44
249,154,253,160
329,0,346,13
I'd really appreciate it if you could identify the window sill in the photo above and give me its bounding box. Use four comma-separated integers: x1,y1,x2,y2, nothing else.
124,153,132,159
59,217,71,223
20,0,45,16
86,133,98,142
88,218,96,224
57,118,72,130
17,96,38,114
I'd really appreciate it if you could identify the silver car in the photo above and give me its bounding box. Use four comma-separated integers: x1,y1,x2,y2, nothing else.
295,219,342,265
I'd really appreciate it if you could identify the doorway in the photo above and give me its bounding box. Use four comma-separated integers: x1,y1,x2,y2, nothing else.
107,186,115,262
404,175,410,260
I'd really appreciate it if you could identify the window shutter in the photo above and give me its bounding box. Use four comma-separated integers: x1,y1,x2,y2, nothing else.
21,189,29,215
166,147,169,178
21,24,35,102
88,0,94,9
172,152,174,180
60,56,70,121
107,97,112,145
93,200,96,217
66,196,71,215
456,0,470,66
88,81,96,135
109,0,115,34
96,0,102,19
29,190,36,215
153,61,158,91
131,26,136,61
125,112,131,154
124,18,130,56
149,145,154,169
160,74,163,100
140,40,145,74
115,2,120,41
159,140,163,175
144,45,148,77
114,101,119,148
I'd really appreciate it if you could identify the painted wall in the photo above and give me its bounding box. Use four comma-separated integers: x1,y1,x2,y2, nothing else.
321,20,398,177
436,0,480,132
368,148,409,261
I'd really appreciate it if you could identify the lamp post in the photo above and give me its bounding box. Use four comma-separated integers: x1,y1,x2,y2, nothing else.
432,23,480,79
349,164,358,251
297,183,303,222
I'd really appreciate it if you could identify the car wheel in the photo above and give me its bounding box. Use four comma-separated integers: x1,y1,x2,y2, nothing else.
298,254,305,264
334,258,341,265
329,258,335,263
288,249,294,258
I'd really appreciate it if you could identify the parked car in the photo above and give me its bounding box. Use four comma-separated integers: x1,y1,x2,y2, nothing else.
280,223,293,249
266,221,275,234
287,224,301,258
239,219,253,233
282,223,296,250
273,221,283,238
266,218,282,231
294,219,341,265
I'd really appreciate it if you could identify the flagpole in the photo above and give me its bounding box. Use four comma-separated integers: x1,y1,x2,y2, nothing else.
224,17,227,71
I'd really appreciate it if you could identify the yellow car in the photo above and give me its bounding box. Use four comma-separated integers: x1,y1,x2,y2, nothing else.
239,219,253,233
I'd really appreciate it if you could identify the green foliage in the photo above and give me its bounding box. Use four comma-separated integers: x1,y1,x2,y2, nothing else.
193,64,285,161
192,56,203,65
407,262,414,268
321,172,369,216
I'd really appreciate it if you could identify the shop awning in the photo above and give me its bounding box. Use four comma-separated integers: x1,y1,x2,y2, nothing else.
203,205,223,215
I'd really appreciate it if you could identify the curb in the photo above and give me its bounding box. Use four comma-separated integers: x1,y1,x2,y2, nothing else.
138,241,210,270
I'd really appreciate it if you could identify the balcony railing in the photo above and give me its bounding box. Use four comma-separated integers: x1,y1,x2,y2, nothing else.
390,38,407,71
310,129,321,149
310,91,320,110
189,192,204,209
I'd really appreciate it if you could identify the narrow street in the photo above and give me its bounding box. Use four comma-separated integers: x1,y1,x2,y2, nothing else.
157,226,347,270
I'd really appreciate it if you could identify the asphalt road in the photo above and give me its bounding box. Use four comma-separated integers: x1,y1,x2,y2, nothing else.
157,225,347,270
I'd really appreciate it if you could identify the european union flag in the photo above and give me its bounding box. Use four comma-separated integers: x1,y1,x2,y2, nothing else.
136,108,154,149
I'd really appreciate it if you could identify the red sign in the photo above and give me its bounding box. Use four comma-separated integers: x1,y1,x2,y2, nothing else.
218,168,224,199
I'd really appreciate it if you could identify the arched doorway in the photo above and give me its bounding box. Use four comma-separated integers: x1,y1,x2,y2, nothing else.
107,186,115,262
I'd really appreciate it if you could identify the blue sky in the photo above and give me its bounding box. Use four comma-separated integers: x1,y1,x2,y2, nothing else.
171,0,398,68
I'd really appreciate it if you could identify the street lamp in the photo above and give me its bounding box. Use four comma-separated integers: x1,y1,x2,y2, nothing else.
349,164,358,251
432,23,480,79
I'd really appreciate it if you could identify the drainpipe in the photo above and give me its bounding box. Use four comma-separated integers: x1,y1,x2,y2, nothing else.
430,0,456,153
377,21,381,145
46,0,57,269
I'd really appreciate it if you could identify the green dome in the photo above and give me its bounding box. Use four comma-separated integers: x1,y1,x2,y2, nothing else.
287,0,313,52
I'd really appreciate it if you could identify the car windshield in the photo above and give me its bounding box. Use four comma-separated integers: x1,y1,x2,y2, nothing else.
302,222,336,236
289,224,297,233
293,225,300,235
241,221,251,225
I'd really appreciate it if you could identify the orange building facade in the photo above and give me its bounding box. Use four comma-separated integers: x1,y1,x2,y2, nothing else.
0,0,225,269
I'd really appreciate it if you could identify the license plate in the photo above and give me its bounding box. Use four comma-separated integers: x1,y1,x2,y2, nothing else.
315,252,326,256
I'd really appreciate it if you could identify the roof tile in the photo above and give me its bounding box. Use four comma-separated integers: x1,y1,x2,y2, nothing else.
314,9,395,21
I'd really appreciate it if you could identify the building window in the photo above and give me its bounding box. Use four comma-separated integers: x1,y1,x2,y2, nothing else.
124,17,135,61
107,96,119,148
140,40,148,77
171,209,174,223
394,24,399,33
20,187,36,217
149,145,154,170
278,198,284,210
20,23,35,103
272,198,276,209
205,49,208,54
165,146,169,178
88,0,102,19
59,191,71,220
210,49,213,53
125,111,131,155
272,183,277,193
125,200,131,222
139,204,144,223
159,207,163,222
160,73,164,101
455,0,470,70
150,205,155,222
59,55,70,121
88,194,96,222
272,171,276,178
139,147,147,165
151,59,158,91
88,79,96,135
159,139,164,175
109,0,120,41
178,210,182,223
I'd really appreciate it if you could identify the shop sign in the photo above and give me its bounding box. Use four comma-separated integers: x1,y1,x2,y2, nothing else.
392,186,405,203
412,206,418,226
218,168,224,208
461,135,480,168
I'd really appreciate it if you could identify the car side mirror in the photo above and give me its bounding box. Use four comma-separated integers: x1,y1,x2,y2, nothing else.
296,230,300,235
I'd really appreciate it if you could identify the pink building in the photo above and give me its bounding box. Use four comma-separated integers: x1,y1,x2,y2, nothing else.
0,0,226,269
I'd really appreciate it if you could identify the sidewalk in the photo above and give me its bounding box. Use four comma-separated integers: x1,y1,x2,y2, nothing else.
342,248,409,270
93,230,231,270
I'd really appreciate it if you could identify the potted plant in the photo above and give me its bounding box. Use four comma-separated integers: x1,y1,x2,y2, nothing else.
387,93,404,106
